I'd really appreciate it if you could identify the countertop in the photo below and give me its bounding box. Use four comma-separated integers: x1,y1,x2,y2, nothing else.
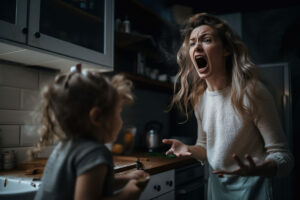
0,153,198,179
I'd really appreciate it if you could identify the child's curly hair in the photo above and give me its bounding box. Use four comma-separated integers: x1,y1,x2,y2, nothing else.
29,67,133,159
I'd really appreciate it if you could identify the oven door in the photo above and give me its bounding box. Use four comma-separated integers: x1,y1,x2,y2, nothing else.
176,179,204,200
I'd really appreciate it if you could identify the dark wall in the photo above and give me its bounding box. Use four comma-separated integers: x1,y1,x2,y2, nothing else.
121,88,172,151
242,6,300,200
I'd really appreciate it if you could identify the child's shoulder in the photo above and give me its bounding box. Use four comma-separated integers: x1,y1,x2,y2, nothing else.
68,138,113,166
73,138,109,154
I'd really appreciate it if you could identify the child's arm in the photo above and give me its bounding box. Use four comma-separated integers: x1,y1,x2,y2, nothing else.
114,170,146,190
74,165,148,200
74,164,107,200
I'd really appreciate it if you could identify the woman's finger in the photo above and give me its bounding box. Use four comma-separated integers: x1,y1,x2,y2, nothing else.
212,170,233,175
162,139,175,145
165,148,174,156
182,152,192,156
232,154,245,167
245,154,256,168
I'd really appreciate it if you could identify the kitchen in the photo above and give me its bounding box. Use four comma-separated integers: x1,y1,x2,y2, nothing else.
0,0,299,199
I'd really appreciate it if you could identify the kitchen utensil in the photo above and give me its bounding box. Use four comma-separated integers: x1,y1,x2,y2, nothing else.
123,125,136,154
136,158,144,170
145,120,162,152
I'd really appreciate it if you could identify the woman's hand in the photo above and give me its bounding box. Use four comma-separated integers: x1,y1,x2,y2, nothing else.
212,154,277,177
162,139,191,157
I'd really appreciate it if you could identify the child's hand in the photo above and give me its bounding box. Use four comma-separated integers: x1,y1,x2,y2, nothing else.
126,170,147,180
121,179,142,200
135,174,150,190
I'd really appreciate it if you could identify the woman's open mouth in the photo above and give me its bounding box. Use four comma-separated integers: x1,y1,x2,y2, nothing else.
195,56,208,73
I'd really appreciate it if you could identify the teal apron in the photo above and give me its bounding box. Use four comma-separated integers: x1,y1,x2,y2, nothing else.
208,166,273,200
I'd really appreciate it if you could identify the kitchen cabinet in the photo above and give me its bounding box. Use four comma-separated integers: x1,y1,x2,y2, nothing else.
114,0,176,92
0,0,27,43
139,162,205,200
175,162,205,200
0,0,114,71
139,169,175,200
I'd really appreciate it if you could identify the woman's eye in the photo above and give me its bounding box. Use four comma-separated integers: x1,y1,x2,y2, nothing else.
189,42,195,46
203,38,212,43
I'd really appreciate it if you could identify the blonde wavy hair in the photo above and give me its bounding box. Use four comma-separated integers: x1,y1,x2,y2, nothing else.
29,69,133,159
170,13,259,122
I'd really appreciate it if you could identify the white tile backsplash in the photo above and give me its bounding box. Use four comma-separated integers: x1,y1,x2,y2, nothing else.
20,125,39,146
0,62,39,89
0,145,54,164
0,86,20,109
21,89,40,110
39,70,57,89
0,110,32,124
0,125,20,147
0,60,57,163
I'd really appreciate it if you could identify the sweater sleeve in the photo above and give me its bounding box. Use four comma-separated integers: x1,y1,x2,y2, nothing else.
194,105,207,149
254,82,294,177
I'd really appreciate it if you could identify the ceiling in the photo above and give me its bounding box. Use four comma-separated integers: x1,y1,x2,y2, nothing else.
165,0,300,14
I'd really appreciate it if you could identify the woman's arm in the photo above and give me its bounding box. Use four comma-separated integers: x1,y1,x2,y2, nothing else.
255,83,294,177
188,145,207,161
213,83,294,178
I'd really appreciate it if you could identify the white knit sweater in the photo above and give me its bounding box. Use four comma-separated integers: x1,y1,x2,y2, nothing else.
195,82,294,177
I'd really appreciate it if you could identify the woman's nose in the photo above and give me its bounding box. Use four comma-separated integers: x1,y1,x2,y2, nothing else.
195,41,203,51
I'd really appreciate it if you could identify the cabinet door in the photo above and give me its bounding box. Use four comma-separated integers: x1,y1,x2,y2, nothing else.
28,0,114,68
0,0,27,43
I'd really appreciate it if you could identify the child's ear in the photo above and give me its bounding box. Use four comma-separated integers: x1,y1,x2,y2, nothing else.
89,107,102,126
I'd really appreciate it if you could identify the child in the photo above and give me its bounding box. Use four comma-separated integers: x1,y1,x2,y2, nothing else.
32,64,149,200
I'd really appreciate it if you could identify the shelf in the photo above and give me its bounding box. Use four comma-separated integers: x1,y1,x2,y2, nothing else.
115,32,155,49
104,72,173,93
50,0,103,24
122,73,173,93
115,0,170,36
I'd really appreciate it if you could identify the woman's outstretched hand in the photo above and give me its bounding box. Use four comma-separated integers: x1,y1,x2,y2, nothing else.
212,154,277,177
162,139,191,157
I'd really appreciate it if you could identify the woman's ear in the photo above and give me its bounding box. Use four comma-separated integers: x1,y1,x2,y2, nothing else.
89,107,102,127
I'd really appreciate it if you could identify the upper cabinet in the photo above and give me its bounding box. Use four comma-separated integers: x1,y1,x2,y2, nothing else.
0,0,27,43
0,0,114,72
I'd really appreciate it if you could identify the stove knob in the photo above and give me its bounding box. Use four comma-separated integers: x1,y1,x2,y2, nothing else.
153,185,161,191
166,180,173,187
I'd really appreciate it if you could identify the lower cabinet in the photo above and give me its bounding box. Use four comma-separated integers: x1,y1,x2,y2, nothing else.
175,162,205,200
153,191,175,200
139,170,174,200
139,162,205,200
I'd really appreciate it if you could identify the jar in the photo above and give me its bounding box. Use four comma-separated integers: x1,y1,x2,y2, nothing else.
123,17,130,33
3,151,16,170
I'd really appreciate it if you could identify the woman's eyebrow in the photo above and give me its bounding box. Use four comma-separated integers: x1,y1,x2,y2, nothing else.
190,33,214,41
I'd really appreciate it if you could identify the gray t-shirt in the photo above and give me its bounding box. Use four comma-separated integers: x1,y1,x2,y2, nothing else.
34,138,114,200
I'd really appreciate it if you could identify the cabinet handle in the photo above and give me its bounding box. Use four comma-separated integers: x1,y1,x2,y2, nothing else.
34,32,41,38
166,180,173,187
22,28,28,34
153,185,161,191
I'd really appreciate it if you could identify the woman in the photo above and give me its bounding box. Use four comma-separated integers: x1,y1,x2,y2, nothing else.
163,13,294,200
